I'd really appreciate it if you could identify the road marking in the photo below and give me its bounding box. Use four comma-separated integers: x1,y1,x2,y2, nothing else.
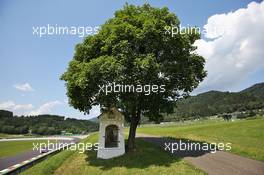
22,160,30,164
12,164,21,168
0,142,76,174
0,169,9,173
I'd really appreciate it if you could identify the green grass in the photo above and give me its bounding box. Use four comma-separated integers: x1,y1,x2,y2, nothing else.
21,134,205,175
0,133,32,139
0,140,56,158
0,133,14,138
20,150,75,175
20,119,264,174
137,118,264,161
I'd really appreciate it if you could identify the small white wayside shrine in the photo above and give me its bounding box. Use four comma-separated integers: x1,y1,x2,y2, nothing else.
97,107,125,159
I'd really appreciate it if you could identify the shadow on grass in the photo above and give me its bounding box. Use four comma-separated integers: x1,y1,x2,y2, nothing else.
138,136,217,158
84,139,182,170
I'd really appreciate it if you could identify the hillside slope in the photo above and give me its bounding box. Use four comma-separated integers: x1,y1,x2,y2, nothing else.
164,82,264,120
241,82,264,98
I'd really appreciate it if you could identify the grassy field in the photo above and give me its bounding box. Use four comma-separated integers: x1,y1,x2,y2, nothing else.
19,118,264,174
21,134,205,175
0,133,33,139
0,140,55,158
0,133,15,138
137,118,264,161
20,150,75,175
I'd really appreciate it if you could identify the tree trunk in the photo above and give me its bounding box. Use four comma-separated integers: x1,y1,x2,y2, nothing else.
127,107,141,152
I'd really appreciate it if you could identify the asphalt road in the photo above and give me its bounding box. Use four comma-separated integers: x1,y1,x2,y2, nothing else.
0,150,40,170
137,134,264,175
0,136,82,171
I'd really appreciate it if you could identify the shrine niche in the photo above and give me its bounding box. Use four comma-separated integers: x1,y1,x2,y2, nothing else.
105,124,118,148
97,107,125,159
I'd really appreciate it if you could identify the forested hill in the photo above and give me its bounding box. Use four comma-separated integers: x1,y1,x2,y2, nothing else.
241,82,264,98
165,82,264,121
0,110,99,135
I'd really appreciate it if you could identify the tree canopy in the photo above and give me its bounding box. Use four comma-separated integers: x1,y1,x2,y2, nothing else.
61,4,206,151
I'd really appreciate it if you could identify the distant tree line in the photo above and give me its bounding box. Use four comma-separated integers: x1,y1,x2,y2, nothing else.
0,110,99,135
162,83,264,122
140,83,264,123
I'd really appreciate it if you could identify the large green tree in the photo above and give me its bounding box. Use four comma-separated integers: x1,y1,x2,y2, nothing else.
61,4,206,151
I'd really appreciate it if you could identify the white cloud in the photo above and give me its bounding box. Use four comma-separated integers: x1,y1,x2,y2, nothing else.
0,101,15,109
194,1,264,93
28,100,62,115
64,98,68,104
0,100,63,116
13,104,34,110
88,105,101,118
14,83,34,92
0,101,33,114
0,100,99,119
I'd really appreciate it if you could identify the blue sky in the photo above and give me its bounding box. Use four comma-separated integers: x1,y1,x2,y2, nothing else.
0,0,264,119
